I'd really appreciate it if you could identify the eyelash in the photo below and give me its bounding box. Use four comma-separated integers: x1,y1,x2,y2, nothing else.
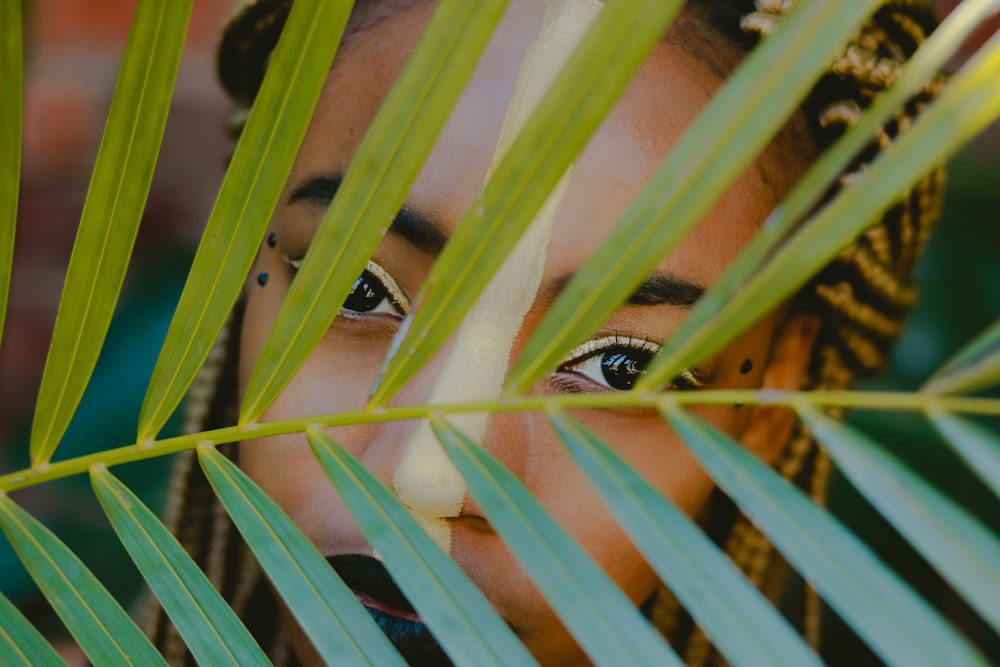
557,335,706,392
284,255,411,317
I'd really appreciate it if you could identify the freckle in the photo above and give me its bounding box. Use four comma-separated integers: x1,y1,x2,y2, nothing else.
266,232,278,248
740,359,753,375
257,272,269,287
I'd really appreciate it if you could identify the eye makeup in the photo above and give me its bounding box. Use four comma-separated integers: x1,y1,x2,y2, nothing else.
282,254,412,317
557,334,708,392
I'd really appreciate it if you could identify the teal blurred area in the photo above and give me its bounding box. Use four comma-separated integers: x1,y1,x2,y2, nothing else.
0,248,192,634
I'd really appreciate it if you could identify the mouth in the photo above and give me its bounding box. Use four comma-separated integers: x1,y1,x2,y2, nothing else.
327,554,454,666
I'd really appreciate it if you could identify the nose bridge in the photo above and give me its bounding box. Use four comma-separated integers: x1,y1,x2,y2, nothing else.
390,305,515,553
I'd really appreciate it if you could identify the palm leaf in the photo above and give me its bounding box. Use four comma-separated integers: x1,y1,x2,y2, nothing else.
0,0,23,350
925,317,1000,395
0,591,66,667
196,445,407,667
546,411,822,667
369,0,685,405
928,410,1000,497
239,0,511,421
90,465,270,666
306,427,538,667
30,0,193,463
137,0,355,440
2,0,999,664
661,404,989,667
429,416,683,667
0,495,166,666
504,0,887,395
635,30,1000,386
799,404,1000,635
637,0,1000,390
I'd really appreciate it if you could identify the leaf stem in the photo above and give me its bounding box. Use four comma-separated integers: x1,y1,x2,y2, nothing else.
2,390,996,493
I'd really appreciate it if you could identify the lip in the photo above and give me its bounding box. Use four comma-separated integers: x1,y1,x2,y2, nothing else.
327,554,454,666
327,554,418,616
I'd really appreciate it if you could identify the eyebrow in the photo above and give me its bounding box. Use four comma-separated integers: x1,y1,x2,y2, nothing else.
288,175,449,255
289,175,704,307
552,272,704,308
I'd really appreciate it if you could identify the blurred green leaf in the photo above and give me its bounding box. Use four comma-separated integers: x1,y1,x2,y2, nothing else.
306,427,538,667
240,0,511,422
90,466,269,666
928,409,1000,497
138,0,355,440
800,404,1000,635
504,0,885,395
925,318,1000,394
0,591,66,667
197,446,406,667
430,416,683,667
29,0,192,465
0,0,22,350
661,404,988,667
547,411,822,667
0,495,166,666
369,0,685,405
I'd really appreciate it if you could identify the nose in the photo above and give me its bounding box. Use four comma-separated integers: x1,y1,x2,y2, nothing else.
385,309,520,553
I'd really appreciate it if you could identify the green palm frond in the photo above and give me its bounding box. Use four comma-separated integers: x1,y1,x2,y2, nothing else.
2,0,999,664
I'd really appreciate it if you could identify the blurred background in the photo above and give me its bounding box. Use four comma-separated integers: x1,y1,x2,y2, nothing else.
0,0,997,664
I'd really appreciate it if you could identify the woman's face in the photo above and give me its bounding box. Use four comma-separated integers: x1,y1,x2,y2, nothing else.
238,1,815,664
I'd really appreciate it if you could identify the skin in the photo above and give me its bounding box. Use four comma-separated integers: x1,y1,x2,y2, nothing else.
238,1,819,664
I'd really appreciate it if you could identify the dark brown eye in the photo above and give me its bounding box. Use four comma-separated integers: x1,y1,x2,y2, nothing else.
343,270,394,314
597,349,654,391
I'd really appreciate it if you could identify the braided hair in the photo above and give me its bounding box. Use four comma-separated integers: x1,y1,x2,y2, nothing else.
143,1,946,664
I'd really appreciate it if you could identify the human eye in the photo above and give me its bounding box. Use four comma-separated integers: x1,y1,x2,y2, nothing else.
284,255,410,318
558,335,704,392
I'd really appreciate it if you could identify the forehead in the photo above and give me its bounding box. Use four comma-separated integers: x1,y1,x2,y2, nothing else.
291,0,777,284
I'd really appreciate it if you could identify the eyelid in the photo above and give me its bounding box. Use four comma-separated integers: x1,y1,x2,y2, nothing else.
365,260,411,315
283,254,412,316
558,335,659,366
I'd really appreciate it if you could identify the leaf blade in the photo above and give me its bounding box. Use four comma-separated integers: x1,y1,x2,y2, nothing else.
0,0,23,350
547,411,822,667
90,466,269,666
239,0,511,422
429,417,683,667
0,591,66,667
637,0,1000,390
661,404,988,667
504,0,887,395
305,427,538,667
637,31,1000,392
196,445,405,667
928,409,1000,498
30,0,193,463
799,404,1000,635
0,494,166,666
137,0,355,440
369,0,686,405
924,318,1000,395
